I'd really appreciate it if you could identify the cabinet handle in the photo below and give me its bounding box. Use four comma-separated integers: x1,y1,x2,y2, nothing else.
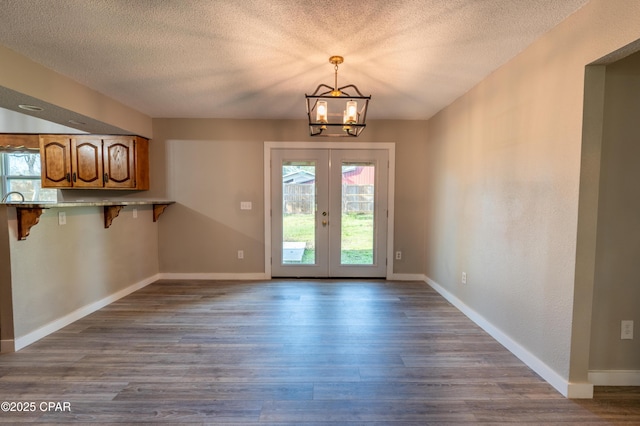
65,173,70,182
72,172,76,182
103,173,109,183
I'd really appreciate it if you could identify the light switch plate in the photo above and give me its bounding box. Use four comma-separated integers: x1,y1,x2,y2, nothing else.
621,320,634,340
58,211,66,225
240,201,252,210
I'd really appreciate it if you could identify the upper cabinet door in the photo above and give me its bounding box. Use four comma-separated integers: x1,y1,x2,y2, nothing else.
40,135,72,188
103,137,136,188
71,137,103,187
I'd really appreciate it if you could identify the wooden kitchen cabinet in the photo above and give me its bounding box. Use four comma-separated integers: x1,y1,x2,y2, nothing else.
72,136,103,187
40,135,149,190
40,135,73,187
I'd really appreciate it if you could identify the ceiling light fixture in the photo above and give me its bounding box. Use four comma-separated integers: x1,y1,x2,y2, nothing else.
305,56,370,137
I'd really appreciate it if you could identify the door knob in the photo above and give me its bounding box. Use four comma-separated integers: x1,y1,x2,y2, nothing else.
322,220,328,226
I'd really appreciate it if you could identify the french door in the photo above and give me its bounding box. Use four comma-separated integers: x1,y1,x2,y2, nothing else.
271,148,388,277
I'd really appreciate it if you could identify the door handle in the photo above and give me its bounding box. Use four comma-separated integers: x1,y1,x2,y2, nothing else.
322,220,328,226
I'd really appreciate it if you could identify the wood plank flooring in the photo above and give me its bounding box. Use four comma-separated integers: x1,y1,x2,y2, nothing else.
0,279,638,424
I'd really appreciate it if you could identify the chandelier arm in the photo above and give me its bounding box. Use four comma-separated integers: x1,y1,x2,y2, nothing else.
306,84,336,97
337,84,368,98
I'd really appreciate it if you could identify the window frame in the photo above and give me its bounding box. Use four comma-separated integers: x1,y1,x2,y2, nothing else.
0,150,56,202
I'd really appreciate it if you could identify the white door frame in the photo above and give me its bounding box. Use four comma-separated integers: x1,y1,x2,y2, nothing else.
264,141,396,279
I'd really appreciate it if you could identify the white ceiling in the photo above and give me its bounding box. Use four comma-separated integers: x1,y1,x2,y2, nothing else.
0,0,589,122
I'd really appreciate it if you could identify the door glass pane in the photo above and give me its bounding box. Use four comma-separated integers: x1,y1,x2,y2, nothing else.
341,162,375,265
282,161,316,265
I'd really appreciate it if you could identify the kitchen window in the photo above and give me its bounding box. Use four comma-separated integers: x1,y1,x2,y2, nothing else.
0,151,57,202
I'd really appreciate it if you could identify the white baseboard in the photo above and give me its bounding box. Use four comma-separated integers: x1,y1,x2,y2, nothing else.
388,273,427,281
158,272,269,281
423,275,593,399
589,370,640,386
161,272,424,282
12,273,161,352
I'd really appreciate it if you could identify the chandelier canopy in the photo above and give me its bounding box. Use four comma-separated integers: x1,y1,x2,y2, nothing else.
305,56,370,137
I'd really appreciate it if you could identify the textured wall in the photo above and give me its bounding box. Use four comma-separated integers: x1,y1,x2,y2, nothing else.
151,118,427,276
0,45,152,137
589,52,640,370
7,205,159,338
423,0,640,385
0,207,14,342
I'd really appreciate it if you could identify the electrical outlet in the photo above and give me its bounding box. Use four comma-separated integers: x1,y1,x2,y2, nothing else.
238,250,244,259
461,272,467,284
621,320,634,340
58,211,66,225
133,208,138,219
395,251,402,260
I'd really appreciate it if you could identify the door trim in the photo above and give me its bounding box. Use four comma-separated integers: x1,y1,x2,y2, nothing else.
264,141,396,279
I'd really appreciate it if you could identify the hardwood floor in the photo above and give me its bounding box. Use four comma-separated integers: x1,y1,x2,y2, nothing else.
0,279,638,424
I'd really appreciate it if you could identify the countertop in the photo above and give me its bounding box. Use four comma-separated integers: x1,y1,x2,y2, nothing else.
1,200,175,208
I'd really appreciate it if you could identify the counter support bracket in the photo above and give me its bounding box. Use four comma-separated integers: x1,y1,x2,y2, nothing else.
16,207,46,241
153,203,171,222
104,205,124,229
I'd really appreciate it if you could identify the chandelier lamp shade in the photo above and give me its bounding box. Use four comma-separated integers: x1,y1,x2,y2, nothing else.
305,56,371,137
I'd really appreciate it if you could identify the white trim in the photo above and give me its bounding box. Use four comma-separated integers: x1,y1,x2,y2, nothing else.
265,141,396,150
12,274,160,352
385,146,396,279
159,272,269,281
264,143,273,278
389,273,426,281
566,382,595,399
589,370,640,386
263,141,396,279
424,275,594,399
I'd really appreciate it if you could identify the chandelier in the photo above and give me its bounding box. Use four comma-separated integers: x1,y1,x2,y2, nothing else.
305,56,370,137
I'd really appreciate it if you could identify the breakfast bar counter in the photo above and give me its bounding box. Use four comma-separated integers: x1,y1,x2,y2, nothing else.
2,200,175,240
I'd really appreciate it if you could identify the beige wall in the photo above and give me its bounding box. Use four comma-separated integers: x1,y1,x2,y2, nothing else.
423,0,640,390
0,207,14,342
0,45,152,138
151,118,427,275
589,52,640,370
5,205,159,340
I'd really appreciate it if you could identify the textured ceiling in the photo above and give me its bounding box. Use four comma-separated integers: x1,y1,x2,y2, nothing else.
0,0,588,122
